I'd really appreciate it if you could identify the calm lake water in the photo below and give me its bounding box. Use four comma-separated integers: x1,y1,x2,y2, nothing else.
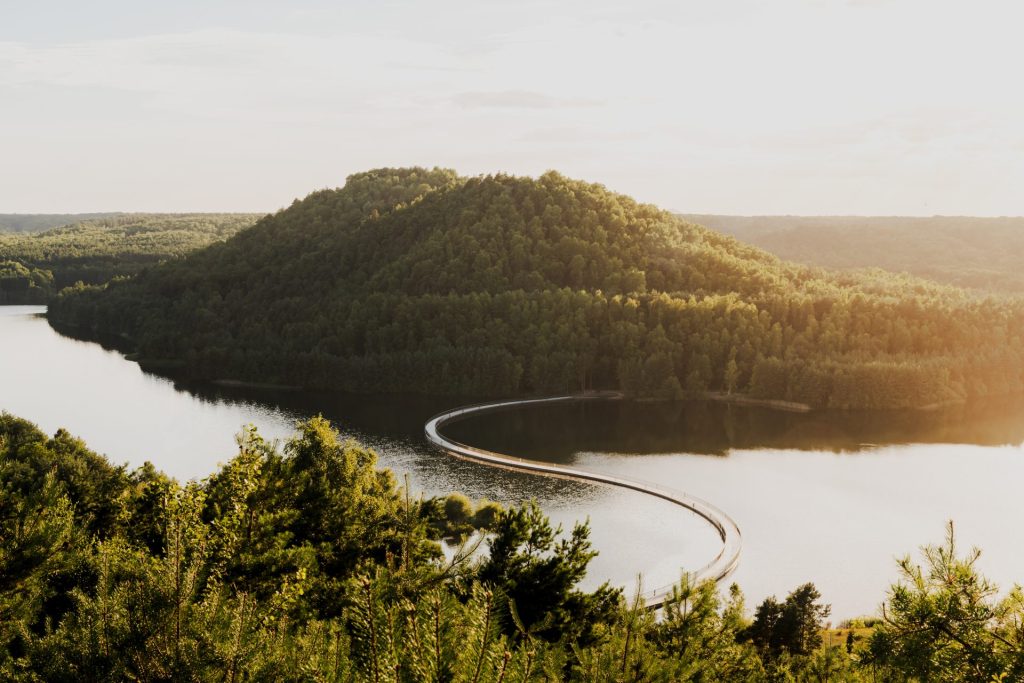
3,304,1024,619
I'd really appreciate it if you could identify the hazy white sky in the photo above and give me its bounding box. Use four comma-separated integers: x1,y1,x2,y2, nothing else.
2,0,1023,215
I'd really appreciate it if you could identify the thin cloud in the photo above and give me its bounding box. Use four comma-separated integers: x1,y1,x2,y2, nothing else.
451,90,604,110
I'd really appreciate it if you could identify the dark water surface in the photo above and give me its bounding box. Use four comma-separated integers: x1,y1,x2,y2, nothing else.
3,305,1024,618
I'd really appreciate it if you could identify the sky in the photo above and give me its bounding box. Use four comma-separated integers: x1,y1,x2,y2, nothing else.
2,0,1023,215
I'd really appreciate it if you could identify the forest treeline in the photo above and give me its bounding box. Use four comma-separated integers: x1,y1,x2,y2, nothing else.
2,413,1022,681
48,168,1024,409
0,214,260,304
0,213,121,234
689,214,1024,294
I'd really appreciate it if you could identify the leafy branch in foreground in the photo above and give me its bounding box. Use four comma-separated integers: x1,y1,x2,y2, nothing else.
867,521,1024,681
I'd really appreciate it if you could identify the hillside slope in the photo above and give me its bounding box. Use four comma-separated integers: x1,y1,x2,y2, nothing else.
687,214,1024,294
0,213,261,303
49,169,1024,409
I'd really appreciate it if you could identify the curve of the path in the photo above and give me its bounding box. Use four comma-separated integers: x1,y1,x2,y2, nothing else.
424,393,742,609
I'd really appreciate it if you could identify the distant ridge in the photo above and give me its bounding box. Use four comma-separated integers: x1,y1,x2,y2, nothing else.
684,214,1024,294
0,213,123,233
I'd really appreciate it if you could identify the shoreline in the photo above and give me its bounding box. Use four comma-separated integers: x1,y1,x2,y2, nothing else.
210,378,304,391
30,307,996,414
704,391,813,413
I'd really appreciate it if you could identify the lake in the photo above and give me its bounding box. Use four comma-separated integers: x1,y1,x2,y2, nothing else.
3,304,1023,619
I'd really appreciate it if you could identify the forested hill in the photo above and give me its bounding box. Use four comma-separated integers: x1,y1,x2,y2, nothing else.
49,168,1024,409
0,213,261,303
686,214,1024,294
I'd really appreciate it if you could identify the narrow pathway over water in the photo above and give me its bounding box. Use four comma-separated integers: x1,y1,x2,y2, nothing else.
424,393,742,609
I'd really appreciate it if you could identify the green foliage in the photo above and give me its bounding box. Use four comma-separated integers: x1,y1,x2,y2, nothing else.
4,414,1022,681
473,500,504,532
0,260,53,303
0,414,128,539
0,466,74,667
420,494,504,541
571,597,674,682
0,413,614,680
347,577,554,683
866,521,1024,682
443,493,475,529
651,579,766,680
48,169,1024,409
0,213,259,303
744,583,831,661
479,501,621,644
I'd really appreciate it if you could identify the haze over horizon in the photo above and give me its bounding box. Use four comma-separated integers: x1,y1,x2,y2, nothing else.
3,0,1023,216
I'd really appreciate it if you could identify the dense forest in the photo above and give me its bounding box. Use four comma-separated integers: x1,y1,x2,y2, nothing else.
3,412,1021,682
49,168,1024,410
688,215,1024,295
0,214,260,304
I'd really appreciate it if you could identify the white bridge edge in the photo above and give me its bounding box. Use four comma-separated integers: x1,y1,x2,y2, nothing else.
424,393,742,609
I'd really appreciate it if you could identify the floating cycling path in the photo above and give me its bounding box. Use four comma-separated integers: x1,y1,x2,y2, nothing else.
424,393,742,609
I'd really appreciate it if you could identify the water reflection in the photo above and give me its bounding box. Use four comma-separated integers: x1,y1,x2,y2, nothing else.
444,396,1024,462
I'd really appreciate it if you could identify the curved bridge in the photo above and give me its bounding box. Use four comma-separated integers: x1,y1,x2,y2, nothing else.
424,393,742,609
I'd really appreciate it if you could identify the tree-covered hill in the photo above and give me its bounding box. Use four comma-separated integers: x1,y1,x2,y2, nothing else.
0,213,261,303
49,168,1024,409
686,214,1024,294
